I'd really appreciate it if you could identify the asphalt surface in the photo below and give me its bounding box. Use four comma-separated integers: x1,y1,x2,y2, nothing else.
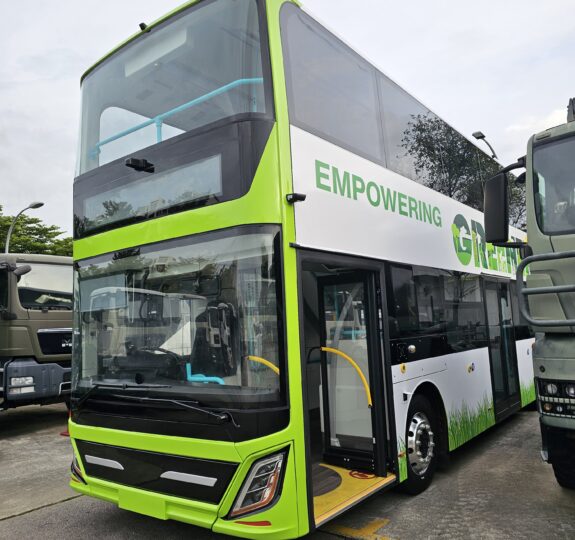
1,407,574,539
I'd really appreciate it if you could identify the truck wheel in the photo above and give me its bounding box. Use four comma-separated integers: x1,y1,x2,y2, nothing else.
400,394,438,495
553,460,575,489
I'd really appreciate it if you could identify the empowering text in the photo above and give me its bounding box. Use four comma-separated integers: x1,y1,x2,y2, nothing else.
315,160,442,228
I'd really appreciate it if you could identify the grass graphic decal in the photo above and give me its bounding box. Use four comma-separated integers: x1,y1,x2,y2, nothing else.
520,381,536,407
448,396,495,451
398,439,408,482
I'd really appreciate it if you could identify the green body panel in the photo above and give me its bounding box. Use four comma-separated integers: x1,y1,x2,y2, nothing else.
71,1,312,537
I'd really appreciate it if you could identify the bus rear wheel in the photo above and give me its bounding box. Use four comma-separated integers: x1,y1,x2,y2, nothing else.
401,394,438,495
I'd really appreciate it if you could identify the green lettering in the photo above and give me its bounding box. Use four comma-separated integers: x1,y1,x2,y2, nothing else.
380,187,397,212
471,220,488,269
352,175,365,200
432,206,442,227
422,202,432,224
332,167,351,198
487,243,498,270
366,182,381,207
315,160,331,192
508,243,518,273
408,197,419,220
398,192,408,216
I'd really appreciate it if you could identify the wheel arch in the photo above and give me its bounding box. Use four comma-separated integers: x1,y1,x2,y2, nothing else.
411,381,449,462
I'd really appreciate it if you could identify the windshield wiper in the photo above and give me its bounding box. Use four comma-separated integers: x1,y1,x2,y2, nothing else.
74,382,171,409
110,394,240,428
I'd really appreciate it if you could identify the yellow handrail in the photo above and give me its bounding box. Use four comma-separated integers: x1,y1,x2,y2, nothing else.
320,347,373,408
246,355,280,375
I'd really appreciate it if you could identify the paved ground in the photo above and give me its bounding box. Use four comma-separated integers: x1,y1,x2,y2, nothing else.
1,407,574,539
0,403,77,520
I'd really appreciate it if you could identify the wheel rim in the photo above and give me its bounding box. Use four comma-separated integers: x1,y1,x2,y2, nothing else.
407,411,435,476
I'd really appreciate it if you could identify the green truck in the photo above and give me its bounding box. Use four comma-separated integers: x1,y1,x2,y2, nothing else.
485,98,575,488
0,253,72,410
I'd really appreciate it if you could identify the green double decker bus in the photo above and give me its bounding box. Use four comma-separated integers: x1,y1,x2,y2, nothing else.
70,1,535,537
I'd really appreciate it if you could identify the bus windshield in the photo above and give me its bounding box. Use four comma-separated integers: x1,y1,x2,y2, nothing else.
533,136,575,234
18,263,73,310
72,227,284,410
77,0,267,176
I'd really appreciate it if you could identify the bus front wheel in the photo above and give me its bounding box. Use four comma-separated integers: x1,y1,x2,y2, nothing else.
401,394,438,495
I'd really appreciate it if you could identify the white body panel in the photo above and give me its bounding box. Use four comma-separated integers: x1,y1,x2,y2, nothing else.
290,125,535,479
290,126,525,277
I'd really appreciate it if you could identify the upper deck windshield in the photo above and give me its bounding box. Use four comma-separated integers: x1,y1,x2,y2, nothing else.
72,227,284,411
77,0,268,176
18,264,73,310
533,136,575,235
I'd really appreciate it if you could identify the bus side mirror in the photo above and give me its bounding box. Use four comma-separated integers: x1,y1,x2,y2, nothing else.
484,172,509,244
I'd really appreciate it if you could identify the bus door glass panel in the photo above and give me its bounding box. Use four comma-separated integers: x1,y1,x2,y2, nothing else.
485,281,519,413
320,278,373,453
499,283,519,397
485,283,506,403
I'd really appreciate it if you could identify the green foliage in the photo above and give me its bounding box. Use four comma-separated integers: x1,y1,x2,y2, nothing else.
401,114,526,228
448,396,496,451
0,205,72,256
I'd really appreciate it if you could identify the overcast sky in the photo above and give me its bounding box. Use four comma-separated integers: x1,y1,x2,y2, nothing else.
1,0,573,235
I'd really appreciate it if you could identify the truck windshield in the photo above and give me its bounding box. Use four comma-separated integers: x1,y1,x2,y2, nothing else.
533,136,575,234
77,0,267,175
18,264,73,310
72,227,284,410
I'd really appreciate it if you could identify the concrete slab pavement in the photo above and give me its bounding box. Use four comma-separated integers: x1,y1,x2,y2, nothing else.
0,404,77,520
1,408,574,539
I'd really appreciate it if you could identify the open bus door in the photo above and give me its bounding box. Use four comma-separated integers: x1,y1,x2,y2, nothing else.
318,272,376,470
300,259,396,528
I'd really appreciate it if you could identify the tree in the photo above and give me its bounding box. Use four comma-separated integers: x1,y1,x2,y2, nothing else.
0,205,73,256
401,113,526,228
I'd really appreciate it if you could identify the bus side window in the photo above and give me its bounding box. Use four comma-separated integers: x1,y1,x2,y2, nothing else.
388,265,418,336
281,4,384,164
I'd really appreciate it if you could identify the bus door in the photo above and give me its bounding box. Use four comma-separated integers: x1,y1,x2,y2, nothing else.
301,260,395,528
484,279,521,420
317,272,377,472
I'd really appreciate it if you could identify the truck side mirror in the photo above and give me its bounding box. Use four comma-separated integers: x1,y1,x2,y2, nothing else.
13,264,31,278
484,172,509,244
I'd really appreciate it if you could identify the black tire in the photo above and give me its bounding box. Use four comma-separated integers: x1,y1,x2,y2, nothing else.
400,394,438,495
553,460,575,490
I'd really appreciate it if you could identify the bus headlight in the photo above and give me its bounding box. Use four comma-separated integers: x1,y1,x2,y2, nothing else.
545,383,559,396
565,384,575,398
229,451,286,518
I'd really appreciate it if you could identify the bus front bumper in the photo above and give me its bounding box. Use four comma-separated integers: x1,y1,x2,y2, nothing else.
70,475,218,529
68,424,302,539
